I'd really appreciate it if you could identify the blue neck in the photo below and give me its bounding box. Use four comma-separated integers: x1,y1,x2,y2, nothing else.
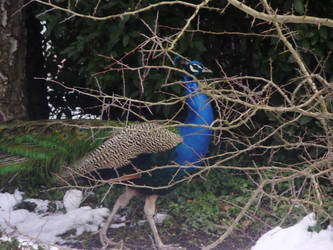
175,74,213,170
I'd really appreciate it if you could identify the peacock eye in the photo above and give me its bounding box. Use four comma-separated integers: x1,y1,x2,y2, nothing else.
189,64,202,73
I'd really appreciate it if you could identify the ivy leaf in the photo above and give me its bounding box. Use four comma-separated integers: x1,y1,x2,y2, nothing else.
311,34,319,45
319,27,328,39
294,0,304,15
301,39,310,49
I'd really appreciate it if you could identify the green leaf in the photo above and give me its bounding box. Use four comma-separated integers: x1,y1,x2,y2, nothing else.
327,41,333,50
294,0,304,15
301,39,310,49
265,112,277,122
122,35,129,47
319,27,328,39
313,48,324,57
299,116,313,125
306,31,316,38
311,34,319,45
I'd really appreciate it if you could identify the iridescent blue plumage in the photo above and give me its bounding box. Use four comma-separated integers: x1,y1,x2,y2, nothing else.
131,60,213,195
175,61,213,171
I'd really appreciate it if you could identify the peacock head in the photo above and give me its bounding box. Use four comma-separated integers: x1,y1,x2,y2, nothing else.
174,56,212,76
186,60,212,76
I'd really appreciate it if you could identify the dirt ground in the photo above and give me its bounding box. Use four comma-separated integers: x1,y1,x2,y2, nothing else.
70,223,256,250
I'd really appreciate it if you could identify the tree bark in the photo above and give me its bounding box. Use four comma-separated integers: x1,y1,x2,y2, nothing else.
0,0,28,122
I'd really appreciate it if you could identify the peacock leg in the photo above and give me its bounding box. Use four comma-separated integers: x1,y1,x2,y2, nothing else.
144,195,184,250
100,188,137,249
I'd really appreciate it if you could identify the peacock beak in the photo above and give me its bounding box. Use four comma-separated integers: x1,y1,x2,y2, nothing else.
202,67,212,73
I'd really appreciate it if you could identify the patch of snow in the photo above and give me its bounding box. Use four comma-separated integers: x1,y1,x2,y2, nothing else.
110,222,127,229
0,189,23,211
252,213,333,250
63,189,83,211
137,212,168,226
0,189,171,249
155,213,168,225
25,198,50,213
0,189,109,249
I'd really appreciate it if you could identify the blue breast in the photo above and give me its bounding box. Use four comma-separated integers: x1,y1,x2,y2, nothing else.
129,70,213,194
175,75,213,172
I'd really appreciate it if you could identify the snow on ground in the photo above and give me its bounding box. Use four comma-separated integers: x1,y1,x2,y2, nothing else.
0,189,108,249
0,189,168,249
252,213,333,250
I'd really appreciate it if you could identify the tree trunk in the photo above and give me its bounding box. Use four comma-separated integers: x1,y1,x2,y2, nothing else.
0,1,49,122
0,0,28,122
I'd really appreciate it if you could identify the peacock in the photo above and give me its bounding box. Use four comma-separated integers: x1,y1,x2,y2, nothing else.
0,59,213,249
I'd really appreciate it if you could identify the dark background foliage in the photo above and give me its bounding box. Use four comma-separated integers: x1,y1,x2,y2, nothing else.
4,2,329,246
28,0,332,122
17,0,328,179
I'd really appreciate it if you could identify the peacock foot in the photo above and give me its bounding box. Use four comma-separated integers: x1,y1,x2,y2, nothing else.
99,229,124,250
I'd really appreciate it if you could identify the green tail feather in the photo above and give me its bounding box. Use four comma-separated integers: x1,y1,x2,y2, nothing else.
0,120,121,177
0,120,181,188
